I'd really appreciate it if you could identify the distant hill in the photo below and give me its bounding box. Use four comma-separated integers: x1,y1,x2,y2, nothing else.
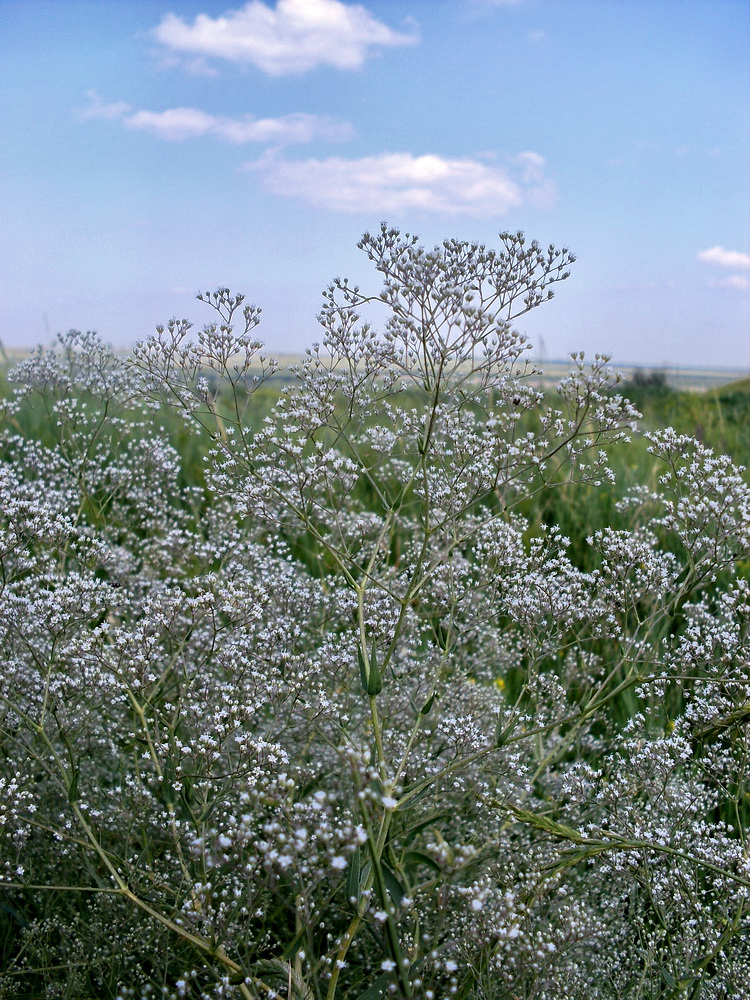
709,375,750,396
530,360,750,393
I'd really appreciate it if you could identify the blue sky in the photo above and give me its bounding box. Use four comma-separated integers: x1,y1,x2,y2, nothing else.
1,0,748,367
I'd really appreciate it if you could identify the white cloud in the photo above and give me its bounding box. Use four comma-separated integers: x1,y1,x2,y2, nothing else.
153,0,418,76
123,107,352,145
709,275,750,291
245,151,554,216
80,94,352,146
697,245,750,270
78,90,132,120
179,57,220,77
124,107,217,141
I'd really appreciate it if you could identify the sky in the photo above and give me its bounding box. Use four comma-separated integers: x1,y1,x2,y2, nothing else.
0,0,748,369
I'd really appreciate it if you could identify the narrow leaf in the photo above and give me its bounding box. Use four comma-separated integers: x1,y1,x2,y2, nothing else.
354,972,390,1000
281,927,308,962
358,645,369,692
420,693,435,715
381,861,405,907
67,768,79,806
403,850,441,875
347,847,361,902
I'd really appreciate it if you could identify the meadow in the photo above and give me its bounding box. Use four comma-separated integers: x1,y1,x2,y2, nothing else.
0,228,749,1000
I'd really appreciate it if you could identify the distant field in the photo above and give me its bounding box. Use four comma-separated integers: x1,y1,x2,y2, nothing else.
529,359,750,392
268,357,750,392
2,341,747,393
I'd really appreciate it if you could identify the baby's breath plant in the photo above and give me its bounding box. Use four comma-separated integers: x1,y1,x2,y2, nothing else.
1,227,750,1000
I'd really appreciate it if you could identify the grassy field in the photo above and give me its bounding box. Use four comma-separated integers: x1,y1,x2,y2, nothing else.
2,359,749,568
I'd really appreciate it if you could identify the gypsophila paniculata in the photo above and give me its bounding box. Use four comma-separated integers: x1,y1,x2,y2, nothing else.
0,228,748,999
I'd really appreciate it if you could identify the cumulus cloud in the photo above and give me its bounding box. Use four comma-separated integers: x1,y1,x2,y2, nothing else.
697,246,750,270
153,0,418,76
80,94,351,146
245,151,554,216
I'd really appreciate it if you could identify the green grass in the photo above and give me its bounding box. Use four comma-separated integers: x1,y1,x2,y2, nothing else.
2,364,749,574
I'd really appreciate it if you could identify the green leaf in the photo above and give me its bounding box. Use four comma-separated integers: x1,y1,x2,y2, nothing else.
403,812,451,846
358,641,382,695
398,782,433,810
495,713,517,748
381,861,405,907
367,657,382,696
508,805,590,843
403,850,441,875
347,847,361,902
281,927,308,962
67,768,79,805
253,959,313,1000
452,976,477,1000
359,860,372,893
420,693,435,715
358,645,369,692
0,902,28,928
353,972,390,1000
368,634,382,695
434,622,450,651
